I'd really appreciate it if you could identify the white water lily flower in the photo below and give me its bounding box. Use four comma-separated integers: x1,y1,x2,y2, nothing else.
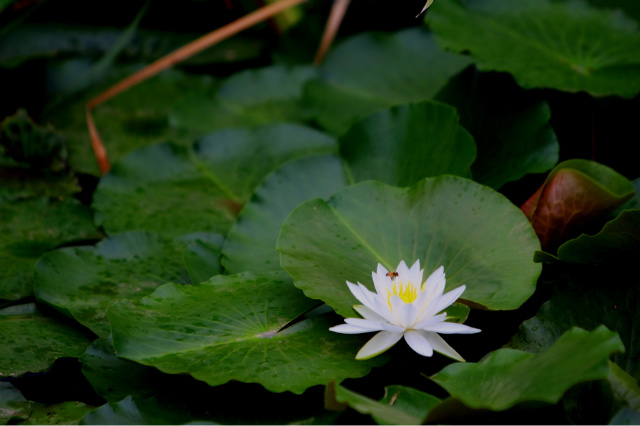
330,260,480,360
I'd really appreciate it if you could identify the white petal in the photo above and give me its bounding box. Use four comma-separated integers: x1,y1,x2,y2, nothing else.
345,317,388,332
353,305,387,322
413,312,447,330
422,266,446,304
412,289,431,322
432,285,466,314
329,324,370,334
404,330,433,357
381,322,406,333
348,282,376,311
396,260,410,282
355,331,403,360
408,260,423,289
422,321,481,334
372,267,393,295
400,301,418,329
389,295,406,325
372,295,399,324
424,331,465,362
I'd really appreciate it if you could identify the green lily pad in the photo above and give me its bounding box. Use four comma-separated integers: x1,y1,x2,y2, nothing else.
339,101,475,185
556,210,640,265
435,70,559,189
521,159,635,251
0,303,93,378
182,233,224,284
278,176,541,316
0,382,30,425
170,64,316,134
92,123,336,237
428,0,640,98
19,401,96,425
507,268,640,380
107,271,387,394
332,384,441,425
0,197,101,301
608,361,640,411
431,326,623,411
222,154,348,275
33,231,196,337
304,28,472,135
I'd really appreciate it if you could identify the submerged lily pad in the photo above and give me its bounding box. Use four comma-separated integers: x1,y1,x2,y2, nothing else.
107,271,387,394
0,303,93,378
278,176,541,316
304,28,472,135
432,326,623,410
171,64,316,134
428,0,640,98
34,231,196,336
92,123,336,237
0,197,100,301
182,233,224,284
20,401,95,425
0,382,30,424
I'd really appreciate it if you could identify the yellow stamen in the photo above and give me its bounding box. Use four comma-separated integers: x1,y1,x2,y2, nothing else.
387,281,418,310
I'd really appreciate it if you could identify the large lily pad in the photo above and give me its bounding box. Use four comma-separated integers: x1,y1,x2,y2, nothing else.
278,176,541,316
182,233,224,284
222,154,348,275
435,70,559,189
33,231,196,337
428,0,640,98
0,303,93,378
521,159,635,250
0,197,101,301
170,64,316,134
80,396,193,426
431,326,623,411
331,384,441,425
339,101,475,185
92,123,336,237
107,271,387,394
304,28,472,135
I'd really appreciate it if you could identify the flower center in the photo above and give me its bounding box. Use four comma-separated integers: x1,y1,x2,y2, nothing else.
387,281,418,308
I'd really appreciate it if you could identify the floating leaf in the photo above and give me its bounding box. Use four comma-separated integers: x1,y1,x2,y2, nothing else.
556,210,640,265
278,176,541,316
521,159,635,251
0,382,30,425
0,197,100,301
108,272,387,394
92,123,336,237
304,28,472,135
0,304,93,378
435,70,559,189
339,101,475,185
331,384,441,425
34,232,195,337
432,326,623,411
428,0,640,98
222,154,348,275
507,269,640,380
171,65,316,134
608,361,640,411
182,233,224,284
